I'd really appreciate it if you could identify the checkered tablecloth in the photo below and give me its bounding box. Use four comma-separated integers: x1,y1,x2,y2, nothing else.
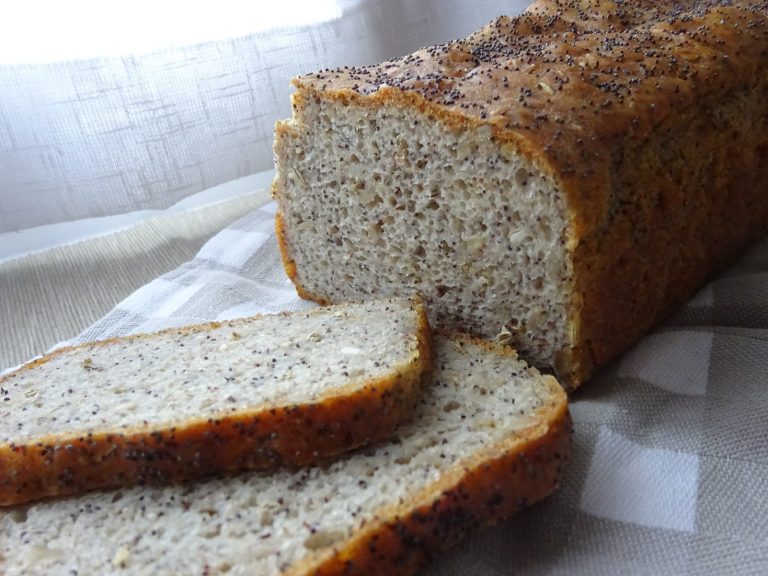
28,202,768,574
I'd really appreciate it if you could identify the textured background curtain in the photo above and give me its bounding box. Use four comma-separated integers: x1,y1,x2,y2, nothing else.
0,0,528,233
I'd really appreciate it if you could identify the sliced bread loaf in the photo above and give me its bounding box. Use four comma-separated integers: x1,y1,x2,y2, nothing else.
0,334,570,576
0,297,431,506
273,0,768,388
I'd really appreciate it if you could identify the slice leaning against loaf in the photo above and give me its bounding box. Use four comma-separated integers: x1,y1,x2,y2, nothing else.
0,334,570,576
0,296,431,507
273,0,768,388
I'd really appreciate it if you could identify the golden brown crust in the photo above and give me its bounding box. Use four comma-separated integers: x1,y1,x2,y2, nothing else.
288,366,571,576
282,0,768,387
0,300,432,507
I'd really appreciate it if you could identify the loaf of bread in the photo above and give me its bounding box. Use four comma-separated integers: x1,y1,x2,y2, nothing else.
273,0,768,388
0,297,431,506
0,334,570,575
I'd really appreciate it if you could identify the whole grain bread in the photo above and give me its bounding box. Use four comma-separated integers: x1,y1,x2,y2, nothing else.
0,333,570,576
0,297,431,506
273,0,768,388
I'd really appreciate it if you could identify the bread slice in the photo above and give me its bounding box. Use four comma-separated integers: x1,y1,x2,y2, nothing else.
0,297,431,507
0,334,570,576
273,0,768,388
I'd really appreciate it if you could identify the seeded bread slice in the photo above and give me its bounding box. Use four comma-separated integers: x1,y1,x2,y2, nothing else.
0,334,570,576
0,297,431,507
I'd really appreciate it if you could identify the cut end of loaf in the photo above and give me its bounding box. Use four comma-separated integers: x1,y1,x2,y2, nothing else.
274,94,576,383
273,1,768,389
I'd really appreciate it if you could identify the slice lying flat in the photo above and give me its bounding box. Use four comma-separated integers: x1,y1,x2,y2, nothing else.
0,296,431,506
0,334,570,575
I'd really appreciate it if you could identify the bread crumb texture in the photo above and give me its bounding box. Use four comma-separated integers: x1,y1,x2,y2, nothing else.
0,335,570,576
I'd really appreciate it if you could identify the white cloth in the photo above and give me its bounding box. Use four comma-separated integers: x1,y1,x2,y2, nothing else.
65,201,768,575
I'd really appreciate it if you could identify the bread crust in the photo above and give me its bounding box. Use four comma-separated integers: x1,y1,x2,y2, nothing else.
0,299,433,507
289,339,570,576
274,0,768,387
